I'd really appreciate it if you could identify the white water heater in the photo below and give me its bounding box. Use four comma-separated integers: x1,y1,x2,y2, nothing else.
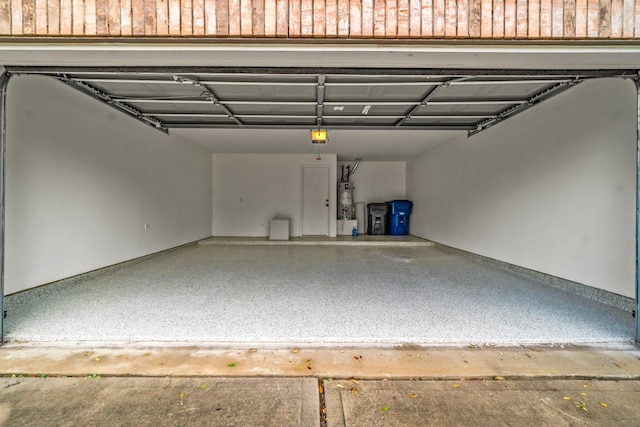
338,182,354,220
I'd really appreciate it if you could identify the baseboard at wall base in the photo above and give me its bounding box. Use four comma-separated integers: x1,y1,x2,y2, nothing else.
7,238,210,297
434,243,635,313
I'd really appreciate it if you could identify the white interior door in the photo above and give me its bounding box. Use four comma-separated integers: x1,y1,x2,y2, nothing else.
302,166,330,236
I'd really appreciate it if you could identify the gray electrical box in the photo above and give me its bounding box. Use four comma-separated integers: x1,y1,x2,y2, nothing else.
269,217,290,240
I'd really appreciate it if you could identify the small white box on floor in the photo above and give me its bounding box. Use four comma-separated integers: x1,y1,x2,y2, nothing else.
269,217,290,240
337,219,358,235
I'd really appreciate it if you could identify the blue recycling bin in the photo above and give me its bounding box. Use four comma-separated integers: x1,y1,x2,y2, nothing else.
387,200,413,235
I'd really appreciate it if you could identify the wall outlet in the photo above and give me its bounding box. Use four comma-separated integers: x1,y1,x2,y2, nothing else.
144,223,151,230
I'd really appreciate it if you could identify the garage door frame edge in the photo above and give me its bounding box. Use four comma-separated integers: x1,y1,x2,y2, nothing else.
636,79,640,344
0,71,8,343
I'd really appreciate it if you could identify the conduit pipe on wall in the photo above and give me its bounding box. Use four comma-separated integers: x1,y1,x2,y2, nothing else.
0,71,10,342
635,79,640,343
341,158,361,183
348,159,361,179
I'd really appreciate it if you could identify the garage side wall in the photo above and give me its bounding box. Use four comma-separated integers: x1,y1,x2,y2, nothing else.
407,78,636,298
5,75,213,295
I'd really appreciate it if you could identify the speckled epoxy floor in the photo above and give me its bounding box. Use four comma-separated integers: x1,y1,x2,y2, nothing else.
3,244,635,344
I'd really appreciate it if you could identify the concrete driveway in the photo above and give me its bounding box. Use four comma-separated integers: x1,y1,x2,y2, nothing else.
1,343,639,426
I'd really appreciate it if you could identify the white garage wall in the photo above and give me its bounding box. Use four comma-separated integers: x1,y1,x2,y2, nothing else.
5,75,213,295
337,161,406,206
212,153,337,237
407,78,636,298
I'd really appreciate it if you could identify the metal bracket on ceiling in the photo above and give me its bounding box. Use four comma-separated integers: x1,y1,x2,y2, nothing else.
617,71,640,82
172,75,243,126
394,77,470,127
173,75,220,104
467,78,582,138
55,74,169,134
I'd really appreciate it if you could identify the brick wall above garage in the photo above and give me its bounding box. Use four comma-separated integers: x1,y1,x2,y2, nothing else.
1,0,640,39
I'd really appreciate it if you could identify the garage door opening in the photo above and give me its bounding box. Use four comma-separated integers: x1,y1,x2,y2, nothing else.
0,66,638,345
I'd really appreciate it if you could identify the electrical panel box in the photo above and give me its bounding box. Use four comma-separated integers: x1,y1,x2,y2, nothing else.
269,217,290,240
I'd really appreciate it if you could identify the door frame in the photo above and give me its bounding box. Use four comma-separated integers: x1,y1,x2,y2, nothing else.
301,165,331,236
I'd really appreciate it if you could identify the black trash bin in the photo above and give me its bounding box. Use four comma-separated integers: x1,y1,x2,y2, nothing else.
367,203,389,235
387,200,413,235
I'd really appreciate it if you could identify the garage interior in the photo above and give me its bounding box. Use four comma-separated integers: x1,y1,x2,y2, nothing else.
0,60,638,345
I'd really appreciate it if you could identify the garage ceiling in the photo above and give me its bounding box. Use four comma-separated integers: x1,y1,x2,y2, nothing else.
59,71,580,136
5,66,636,160
8,67,632,134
